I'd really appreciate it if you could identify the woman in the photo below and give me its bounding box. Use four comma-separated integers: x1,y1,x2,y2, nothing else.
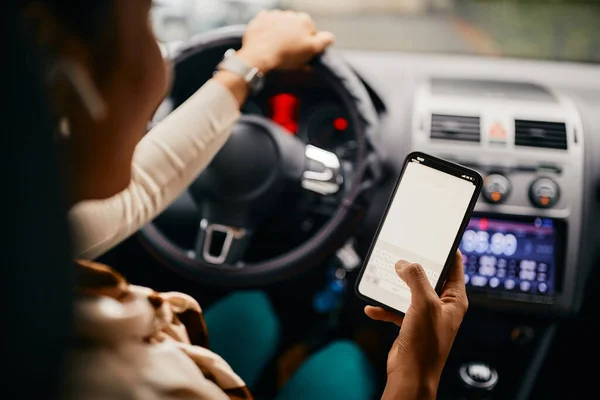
19,1,469,399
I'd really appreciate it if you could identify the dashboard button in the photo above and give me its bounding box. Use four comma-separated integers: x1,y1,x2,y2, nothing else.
538,282,548,293
489,277,500,288
505,279,516,290
529,178,560,208
520,260,536,270
482,174,511,204
538,263,548,272
479,264,496,277
472,276,488,287
519,270,535,280
520,280,531,292
537,272,547,281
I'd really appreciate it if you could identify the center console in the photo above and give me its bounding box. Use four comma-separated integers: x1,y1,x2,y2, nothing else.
410,78,585,399
412,77,584,317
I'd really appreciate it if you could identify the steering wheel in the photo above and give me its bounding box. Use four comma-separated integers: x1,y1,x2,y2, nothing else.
139,26,380,287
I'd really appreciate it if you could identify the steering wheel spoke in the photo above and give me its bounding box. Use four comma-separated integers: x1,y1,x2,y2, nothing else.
301,145,344,196
194,219,252,265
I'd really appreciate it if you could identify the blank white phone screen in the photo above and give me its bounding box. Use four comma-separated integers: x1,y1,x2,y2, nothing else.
358,160,476,313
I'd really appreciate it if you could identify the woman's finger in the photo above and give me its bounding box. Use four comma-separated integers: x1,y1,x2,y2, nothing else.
364,306,404,327
310,31,335,53
395,260,437,302
440,251,468,302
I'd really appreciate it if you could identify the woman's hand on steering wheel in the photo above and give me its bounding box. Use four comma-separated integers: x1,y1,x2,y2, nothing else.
238,10,335,74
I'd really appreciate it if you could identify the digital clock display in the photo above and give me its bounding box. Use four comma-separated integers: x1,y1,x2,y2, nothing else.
459,216,559,297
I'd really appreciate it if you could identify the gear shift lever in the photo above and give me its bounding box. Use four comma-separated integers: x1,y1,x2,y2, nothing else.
459,362,498,399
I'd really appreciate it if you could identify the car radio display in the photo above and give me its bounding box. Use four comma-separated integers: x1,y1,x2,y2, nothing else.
459,216,560,297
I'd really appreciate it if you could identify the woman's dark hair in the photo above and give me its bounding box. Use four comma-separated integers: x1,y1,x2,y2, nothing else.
19,0,118,83
19,0,114,44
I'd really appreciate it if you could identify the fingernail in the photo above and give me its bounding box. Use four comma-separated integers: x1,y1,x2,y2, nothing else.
395,260,409,272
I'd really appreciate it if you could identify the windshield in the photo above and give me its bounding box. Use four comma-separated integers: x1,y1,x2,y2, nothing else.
152,0,600,63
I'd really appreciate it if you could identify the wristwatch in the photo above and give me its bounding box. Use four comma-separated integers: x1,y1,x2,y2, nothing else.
216,48,265,94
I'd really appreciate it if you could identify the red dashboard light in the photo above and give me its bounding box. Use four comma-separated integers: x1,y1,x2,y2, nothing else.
333,117,348,131
270,93,299,134
480,218,488,231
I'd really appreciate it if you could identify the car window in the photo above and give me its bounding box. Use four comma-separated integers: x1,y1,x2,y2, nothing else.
152,0,600,63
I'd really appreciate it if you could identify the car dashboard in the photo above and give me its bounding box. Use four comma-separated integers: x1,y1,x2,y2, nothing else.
160,47,600,319
334,51,600,399
342,50,600,320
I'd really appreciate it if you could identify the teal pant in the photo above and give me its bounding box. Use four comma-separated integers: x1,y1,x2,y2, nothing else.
204,291,377,400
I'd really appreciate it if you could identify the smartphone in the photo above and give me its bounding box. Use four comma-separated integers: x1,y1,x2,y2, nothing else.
356,151,483,315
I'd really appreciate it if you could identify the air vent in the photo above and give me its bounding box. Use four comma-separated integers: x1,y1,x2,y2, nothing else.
430,114,480,142
515,120,567,150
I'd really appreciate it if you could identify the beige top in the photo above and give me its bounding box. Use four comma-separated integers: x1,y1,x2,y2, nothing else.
64,260,252,400
69,79,240,260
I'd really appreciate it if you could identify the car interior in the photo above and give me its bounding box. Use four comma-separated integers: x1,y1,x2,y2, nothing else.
4,1,600,399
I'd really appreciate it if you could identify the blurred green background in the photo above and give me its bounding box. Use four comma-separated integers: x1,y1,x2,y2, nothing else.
457,0,600,62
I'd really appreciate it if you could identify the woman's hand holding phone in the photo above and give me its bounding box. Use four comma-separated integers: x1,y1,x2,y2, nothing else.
365,250,468,400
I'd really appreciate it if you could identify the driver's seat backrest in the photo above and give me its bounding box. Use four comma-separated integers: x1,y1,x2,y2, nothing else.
0,6,74,398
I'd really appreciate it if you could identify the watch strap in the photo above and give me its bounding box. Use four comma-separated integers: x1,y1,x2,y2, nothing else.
217,49,264,93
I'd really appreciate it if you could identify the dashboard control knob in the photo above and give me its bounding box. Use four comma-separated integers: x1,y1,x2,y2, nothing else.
459,362,499,390
529,178,560,208
482,174,510,204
